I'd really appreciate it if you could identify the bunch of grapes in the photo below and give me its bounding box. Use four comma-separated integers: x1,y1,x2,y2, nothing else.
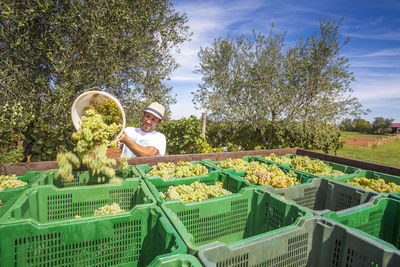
264,153,292,164
118,154,130,170
94,203,125,215
245,163,299,188
82,145,116,179
160,181,232,202
57,152,81,182
0,174,28,192
346,177,400,193
71,106,122,157
218,158,251,171
147,161,209,179
289,156,345,177
57,99,124,183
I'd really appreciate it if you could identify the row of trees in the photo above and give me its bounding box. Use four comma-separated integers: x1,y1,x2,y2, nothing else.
1,1,365,162
339,117,395,135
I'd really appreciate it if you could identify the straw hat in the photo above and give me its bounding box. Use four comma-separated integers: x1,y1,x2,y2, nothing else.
144,102,165,121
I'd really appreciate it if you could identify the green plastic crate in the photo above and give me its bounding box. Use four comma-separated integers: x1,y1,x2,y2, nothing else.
324,197,400,251
0,179,155,224
332,169,400,196
197,217,400,266
264,178,381,216
150,254,203,267
258,154,360,179
0,171,42,194
0,206,187,267
390,193,400,201
0,190,23,219
32,165,141,188
161,187,313,254
145,171,250,204
136,161,219,180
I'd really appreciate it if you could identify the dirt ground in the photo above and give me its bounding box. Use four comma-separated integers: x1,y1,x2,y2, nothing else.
341,136,398,147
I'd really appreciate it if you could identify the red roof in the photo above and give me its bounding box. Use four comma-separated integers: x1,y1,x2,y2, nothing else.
392,123,400,128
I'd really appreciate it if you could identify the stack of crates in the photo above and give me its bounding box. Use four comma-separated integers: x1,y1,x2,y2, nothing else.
0,166,188,266
194,155,400,265
3,154,400,266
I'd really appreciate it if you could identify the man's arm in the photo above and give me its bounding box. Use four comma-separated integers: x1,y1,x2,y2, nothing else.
118,131,159,157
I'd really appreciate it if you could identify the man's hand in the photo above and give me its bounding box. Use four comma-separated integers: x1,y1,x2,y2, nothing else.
115,131,128,143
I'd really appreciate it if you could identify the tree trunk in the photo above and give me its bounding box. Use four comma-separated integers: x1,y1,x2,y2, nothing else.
267,111,276,143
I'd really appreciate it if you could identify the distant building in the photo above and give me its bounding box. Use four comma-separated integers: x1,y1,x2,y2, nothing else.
391,123,400,134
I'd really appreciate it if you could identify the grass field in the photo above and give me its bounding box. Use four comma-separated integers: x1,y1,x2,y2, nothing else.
333,131,400,168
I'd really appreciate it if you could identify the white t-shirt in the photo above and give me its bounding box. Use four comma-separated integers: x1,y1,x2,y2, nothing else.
121,127,166,157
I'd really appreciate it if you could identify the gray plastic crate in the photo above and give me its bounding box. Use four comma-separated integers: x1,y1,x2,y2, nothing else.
265,178,381,215
198,217,400,267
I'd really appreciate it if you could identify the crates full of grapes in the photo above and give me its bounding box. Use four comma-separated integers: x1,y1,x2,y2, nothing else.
32,165,141,188
136,161,219,180
0,205,187,266
264,178,381,216
203,157,315,189
145,171,250,204
260,154,360,179
324,197,400,251
0,179,154,223
332,169,400,196
197,217,400,266
0,179,190,266
160,187,313,254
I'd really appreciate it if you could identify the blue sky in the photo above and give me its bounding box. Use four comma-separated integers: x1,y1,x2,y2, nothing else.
167,0,400,123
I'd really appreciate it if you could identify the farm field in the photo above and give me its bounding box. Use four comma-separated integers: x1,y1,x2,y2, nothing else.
333,131,400,168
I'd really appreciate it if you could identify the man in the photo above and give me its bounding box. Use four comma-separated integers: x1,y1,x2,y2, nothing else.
119,102,166,157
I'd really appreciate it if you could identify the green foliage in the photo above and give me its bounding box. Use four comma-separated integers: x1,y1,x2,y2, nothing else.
0,148,24,164
206,120,262,150
339,118,372,133
193,17,366,153
0,0,190,161
371,117,394,135
158,116,222,154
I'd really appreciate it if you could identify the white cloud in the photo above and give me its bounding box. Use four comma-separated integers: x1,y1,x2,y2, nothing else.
363,48,400,57
352,76,400,101
170,98,203,119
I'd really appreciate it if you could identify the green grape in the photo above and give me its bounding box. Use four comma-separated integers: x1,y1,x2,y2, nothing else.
161,181,232,202
94,203,125,215
264,153,292,164
245,163,299,187
0,174,28,191
218,158,250,171
0,200,3,207
57,99,123,183
265,154,345,177
118,154,130,170
346,177,400,193
82,145,116,178
147,161,209,179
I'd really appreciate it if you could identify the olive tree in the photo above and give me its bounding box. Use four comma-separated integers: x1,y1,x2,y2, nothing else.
0,0,190,161
193,18,365,151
